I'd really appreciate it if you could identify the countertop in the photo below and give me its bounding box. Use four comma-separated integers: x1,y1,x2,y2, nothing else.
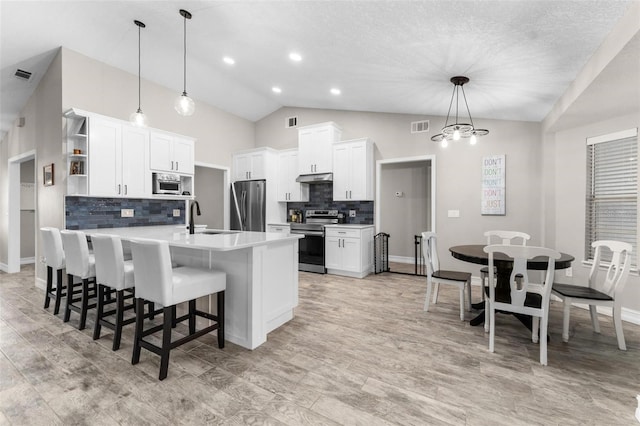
83,225,303,252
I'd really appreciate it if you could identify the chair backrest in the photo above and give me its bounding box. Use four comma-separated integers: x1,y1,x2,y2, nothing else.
589,240,632,298
60,230,93,278
421,232,439,276
484,230,530,246
40,227,65,269
91,234,127,290
129,238,174,305
484,245,560,308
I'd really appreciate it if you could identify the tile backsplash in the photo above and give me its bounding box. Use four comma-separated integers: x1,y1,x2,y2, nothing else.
65,196,185,229
287,183,374,224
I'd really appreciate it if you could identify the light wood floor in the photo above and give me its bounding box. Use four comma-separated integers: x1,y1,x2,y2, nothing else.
1,265,639,425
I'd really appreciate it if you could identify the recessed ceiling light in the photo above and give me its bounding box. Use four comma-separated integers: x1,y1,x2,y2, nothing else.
289,52,302,62
272,87,282,94
330,88,341,95
223,56,235,65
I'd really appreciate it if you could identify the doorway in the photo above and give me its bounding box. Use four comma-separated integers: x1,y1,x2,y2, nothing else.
193,162,230,230
7,150,36,273
376,155,435,272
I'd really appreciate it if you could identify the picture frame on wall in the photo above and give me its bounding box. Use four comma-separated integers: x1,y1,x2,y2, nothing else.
43,163,54,186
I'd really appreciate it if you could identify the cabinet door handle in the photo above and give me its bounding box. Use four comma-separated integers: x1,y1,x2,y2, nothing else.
345,190,348,199
171,161,174,170
349,190,352,199
118,184,121,194
176,162,179,171
124,184,128,195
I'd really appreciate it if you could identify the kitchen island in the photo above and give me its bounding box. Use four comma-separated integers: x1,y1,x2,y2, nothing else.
83,226,303,350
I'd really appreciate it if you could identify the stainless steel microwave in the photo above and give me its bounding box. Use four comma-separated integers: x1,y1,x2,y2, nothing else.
152,173,182,195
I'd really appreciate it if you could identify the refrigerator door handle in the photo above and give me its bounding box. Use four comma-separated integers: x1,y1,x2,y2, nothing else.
231,182,243,231
241,190,247,230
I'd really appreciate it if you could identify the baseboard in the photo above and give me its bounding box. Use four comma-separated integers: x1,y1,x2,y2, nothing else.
388,255,414,264
35,277,46,290
549,295,640,326
20,257,35,265
0,262,7,273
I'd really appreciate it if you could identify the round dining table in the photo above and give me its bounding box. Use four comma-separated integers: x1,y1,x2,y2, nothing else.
449,245,575,327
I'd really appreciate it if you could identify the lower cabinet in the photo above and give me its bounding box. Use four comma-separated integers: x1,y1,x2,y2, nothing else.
325,226,374,278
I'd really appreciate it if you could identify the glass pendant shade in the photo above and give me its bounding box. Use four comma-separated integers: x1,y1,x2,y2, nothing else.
130,109,147,127
431,76,488,146
175,92,195,116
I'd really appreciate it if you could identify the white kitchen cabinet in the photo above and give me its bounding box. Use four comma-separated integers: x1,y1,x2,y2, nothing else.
149,131,194,175
324,226,374,278
333,138,374,201
233,149,268,181
277,149,309,202
297,122,341,175
88,116,150,197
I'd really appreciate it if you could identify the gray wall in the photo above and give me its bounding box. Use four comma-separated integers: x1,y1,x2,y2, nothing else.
194,166,225,229
379,161,431,259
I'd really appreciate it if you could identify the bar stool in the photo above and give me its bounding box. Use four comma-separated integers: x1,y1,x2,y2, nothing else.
40,227,67,315
129,238,226,380
60,230,97,330
92,234,156,351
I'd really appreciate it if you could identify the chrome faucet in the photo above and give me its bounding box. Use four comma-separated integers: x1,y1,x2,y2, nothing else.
189,200,201,235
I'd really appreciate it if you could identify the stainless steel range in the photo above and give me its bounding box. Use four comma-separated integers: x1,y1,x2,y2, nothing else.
290,209,339,273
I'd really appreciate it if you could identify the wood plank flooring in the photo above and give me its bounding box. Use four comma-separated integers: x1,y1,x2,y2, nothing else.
1,264,639,425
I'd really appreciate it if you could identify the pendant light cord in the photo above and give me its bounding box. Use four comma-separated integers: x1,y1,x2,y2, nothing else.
183,14,187,95
138,23,141,111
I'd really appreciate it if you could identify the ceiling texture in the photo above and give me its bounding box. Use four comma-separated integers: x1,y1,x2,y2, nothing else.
0,1,635,137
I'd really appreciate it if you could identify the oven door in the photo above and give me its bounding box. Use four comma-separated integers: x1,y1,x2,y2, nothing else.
292,230,326,274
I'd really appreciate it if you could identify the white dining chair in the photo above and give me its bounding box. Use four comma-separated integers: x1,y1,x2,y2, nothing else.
422,232,472,321
40,227,66,315
552,240,632,350
480,230,530,299
60,229,97,330
484,244,560,365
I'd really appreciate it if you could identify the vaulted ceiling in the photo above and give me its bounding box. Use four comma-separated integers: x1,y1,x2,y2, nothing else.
0,1,635,137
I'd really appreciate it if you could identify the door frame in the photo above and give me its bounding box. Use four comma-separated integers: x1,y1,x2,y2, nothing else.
375,154,436,235
6,150,36,273
194,161,230,229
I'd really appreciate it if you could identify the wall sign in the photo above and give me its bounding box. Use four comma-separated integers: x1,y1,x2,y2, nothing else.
481,155,505,215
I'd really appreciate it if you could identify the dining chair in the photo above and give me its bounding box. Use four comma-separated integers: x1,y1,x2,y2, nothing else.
129,238,226,380
60,230,97,330
40,227,67,315
552,240,632,350
480,230,530,299
484,244,560,365
421,232,472,321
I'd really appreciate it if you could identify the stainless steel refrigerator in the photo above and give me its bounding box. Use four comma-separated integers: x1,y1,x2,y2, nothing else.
230,180,266,231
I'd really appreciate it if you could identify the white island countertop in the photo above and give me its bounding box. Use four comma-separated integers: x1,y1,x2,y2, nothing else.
83,225,303,251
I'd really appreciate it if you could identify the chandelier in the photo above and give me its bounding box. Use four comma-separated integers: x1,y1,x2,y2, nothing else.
430,76,489,147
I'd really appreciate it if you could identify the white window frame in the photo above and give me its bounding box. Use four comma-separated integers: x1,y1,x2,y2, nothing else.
585,128,638,269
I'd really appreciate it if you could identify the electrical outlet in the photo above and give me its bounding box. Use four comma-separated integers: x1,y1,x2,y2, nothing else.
349,210,356,217
121,209,134,218
565,267,572,277
395,191,404,197
173,209,181,217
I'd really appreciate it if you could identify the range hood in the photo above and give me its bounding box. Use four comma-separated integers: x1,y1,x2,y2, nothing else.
296,173,333,183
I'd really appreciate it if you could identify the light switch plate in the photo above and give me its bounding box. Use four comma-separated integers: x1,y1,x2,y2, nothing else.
121,209,134,218
173,209,181,217
447,209,460,218
349,210,356,217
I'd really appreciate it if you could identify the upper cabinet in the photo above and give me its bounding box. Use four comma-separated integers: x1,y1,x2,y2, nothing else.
333,138,375,201
149,131,194,175
233,149,267,181
298,122,342,175
277,149,309,202
88,116,150,198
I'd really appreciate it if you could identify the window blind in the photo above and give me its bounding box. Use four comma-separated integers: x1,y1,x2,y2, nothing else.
585,130,638,267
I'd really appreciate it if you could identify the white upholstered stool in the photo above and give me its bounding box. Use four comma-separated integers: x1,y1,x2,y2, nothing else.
40,227,67,315
60,230,97,330
91,234,156,351
129,238,226,380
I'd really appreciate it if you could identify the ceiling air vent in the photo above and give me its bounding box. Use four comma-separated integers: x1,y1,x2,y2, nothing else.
285,116,298,128
14,69,32,81
411,120,429,134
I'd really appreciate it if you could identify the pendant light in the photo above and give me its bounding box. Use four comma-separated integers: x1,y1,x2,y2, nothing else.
129,20,147,127
174,9,195,116
430,76,489,147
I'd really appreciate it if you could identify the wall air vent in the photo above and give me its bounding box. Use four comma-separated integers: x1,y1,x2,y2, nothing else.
411,120,429,134
286,116,298,128
14,69,32,81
